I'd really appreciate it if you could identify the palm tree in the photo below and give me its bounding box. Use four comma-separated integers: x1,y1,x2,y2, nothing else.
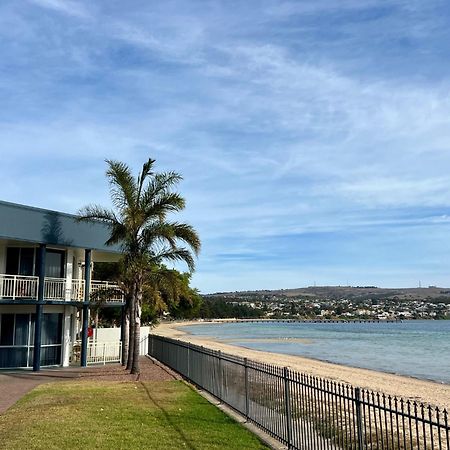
78,158,200,374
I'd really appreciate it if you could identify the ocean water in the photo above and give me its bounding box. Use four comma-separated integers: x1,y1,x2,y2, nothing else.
180,320,450,384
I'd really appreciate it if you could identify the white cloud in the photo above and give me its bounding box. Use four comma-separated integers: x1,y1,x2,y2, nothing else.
2,0,450,291
28,0,89,18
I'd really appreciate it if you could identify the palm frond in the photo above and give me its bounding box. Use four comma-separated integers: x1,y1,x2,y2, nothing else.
139,223,177,250
77,205,119,226
105,159,137,211
144,192,186,221
137,158,156,202
152,247,196,272
166,222,201,256
105,222,129,246
140,172,182,209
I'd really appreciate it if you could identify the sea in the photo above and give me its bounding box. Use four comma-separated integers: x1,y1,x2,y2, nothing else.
180,320,450,384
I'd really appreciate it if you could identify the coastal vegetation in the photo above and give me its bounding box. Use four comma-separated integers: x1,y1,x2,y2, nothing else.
196,297,264,319
0,381,268,449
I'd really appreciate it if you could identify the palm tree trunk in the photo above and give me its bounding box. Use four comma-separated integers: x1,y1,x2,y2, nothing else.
126,293,135,371
121,302,129,366
131,278,142,375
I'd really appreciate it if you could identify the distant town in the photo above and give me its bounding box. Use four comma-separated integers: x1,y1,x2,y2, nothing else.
204,286,450,320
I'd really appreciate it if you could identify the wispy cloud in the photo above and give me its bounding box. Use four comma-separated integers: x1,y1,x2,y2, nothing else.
28,0,89,18
1,0,450,291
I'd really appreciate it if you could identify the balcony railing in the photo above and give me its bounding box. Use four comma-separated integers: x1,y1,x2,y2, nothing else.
0,275,38,299
0,274,123,303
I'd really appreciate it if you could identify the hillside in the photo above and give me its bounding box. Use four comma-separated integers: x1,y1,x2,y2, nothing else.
208,286,450,303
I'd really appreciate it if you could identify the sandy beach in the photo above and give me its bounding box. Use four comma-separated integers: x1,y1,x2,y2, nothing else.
153,320,450,410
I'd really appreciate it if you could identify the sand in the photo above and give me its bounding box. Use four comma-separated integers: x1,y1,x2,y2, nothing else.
153,320,450,410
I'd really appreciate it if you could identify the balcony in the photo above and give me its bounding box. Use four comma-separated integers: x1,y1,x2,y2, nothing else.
0,274,124,303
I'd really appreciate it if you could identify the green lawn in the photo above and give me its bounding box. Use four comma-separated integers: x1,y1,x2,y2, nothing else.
0,380,268,449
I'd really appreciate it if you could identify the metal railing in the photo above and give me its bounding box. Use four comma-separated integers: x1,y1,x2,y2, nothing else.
0,274,38,299
148,334,450,450
71,279,124,302
44,277,67,300
0,274,123,302
90,280,124,303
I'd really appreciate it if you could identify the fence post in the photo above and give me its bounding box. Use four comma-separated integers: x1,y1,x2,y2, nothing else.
103,343,106,365
355,387,365,450
284,367,293,449
244,357,249,420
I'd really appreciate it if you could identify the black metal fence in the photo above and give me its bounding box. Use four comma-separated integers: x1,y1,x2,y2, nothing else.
148,334,449,450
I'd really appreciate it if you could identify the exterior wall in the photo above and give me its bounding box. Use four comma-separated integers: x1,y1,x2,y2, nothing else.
62,304,77,366
0,201,123,369
65,249,74,302
95,326,151,356
0,304,69,314
0,244,5,273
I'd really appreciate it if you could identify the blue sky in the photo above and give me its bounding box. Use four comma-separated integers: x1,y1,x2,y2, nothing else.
1,0,450,293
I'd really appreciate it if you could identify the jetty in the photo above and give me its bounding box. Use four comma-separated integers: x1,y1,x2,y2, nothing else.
209,318,400,324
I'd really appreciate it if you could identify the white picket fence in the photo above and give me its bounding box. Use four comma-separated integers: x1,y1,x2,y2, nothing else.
86,341,122,365
84,335,149,365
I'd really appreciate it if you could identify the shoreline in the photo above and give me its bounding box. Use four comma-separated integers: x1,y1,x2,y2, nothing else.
153,320,450,409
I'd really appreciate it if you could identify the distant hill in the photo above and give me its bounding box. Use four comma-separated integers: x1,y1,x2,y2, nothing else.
207,286,450,302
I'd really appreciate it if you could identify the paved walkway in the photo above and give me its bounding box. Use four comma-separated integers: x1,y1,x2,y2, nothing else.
0,357,178,414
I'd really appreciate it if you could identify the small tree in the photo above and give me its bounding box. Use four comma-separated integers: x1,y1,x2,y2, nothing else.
78,158,200,374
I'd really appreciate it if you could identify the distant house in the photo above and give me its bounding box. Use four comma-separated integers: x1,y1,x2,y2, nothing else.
0,200,123,370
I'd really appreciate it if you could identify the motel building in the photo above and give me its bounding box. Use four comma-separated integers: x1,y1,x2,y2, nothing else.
0,200,124,370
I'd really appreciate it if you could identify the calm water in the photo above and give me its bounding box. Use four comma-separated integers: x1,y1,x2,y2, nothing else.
180,320,450,384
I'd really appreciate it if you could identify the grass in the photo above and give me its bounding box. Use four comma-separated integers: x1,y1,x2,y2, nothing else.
0,380,269,449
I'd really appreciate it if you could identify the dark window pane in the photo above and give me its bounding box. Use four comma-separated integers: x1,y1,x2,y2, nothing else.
0,315,14,345
14,314,29,346
19,248,35,276
0,347,28,368
29,314,35,345
41,314,62,345
41,345,61,366
6,248,20,275
45,251,65,278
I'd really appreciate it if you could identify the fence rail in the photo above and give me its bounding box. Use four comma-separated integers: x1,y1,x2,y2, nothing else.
148,334,449,450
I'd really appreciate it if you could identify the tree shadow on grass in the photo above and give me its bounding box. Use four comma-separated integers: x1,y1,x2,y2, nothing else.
140,381,197,450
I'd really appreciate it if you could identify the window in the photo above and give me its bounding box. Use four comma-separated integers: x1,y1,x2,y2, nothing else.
0,313,63,368
0,314,14,345
45,250,65,278
5,247,66,278
6,247,36,276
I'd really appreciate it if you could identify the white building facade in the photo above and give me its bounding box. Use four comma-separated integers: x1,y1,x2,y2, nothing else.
0,200,123,370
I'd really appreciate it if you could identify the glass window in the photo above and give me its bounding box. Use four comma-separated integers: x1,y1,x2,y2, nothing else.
45,251,65,278
41,314,63,345
0,315,14,345
19,249,35,276
6,248,20,275
14,314,29,346
29,314,35,345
